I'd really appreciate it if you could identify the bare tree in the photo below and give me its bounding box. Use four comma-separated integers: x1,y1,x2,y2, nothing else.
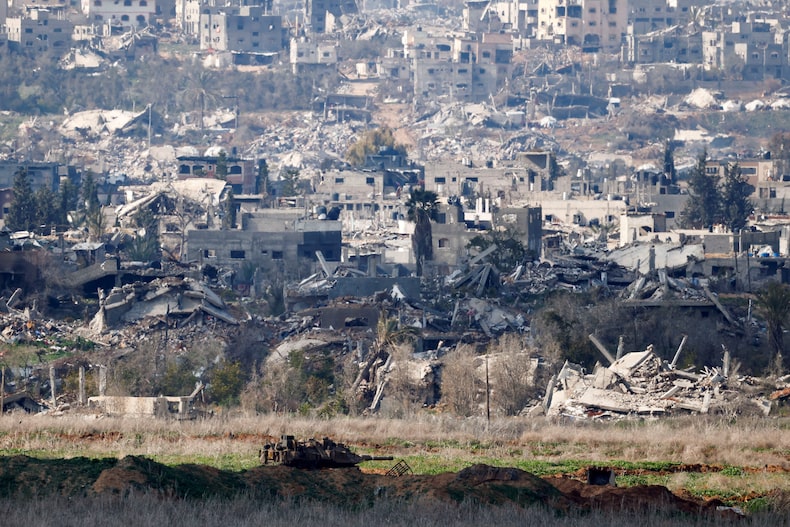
439,344,481,416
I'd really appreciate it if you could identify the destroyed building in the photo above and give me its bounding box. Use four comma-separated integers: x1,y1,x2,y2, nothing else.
306,0,358,34
80,0,156,29
541,339,772,420
535,0,627,52
5,7,73,53
290,36,338,74
198,5,285,57
423,152,555,203
186,209,342,279
0,161,74,193
312,166,418,220
176,153,260,195
314,94,372,123
623,26,703,65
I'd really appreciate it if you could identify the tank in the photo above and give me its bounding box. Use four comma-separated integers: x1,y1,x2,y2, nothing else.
260,435,394,469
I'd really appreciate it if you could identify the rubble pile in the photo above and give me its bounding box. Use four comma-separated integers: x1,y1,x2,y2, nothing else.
541,344,772,420
622,270,712,304
91,276,239,333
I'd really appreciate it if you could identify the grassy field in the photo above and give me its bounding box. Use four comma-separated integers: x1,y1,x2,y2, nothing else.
1,413,789,525
1,413,788,504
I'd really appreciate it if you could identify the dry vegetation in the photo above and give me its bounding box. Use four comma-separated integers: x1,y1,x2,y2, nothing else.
1,413,789,469
1,413,789,525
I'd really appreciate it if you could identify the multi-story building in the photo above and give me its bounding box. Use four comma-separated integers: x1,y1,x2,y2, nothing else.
703,19,787,80
81,0,157,28
186,213,343,277
627,0,703,35
176,154,260,195
179,0,205,35
536,0,627,52
623,25,702,64
705,157,775,189
5,8,73,53
463,0,540,39
290,36,338,73
404,27,514,103
306,0,358,34
424,152,555,203
199,5,283,53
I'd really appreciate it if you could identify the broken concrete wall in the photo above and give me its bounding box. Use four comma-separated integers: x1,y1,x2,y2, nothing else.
88,395,193,417
329,277,420,300
187,222,342,269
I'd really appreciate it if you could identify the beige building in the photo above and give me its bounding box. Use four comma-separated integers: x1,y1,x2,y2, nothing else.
405,27,514,103
464,0,541,37
536,0,627,52
199,6,282,53
6,8,73,52
290,37,338,73
703,19,787,80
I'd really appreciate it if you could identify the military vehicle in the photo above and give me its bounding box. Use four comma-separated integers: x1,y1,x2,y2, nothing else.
261,435,394,468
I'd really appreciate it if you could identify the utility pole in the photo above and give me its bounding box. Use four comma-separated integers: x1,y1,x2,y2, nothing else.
485,353,490,427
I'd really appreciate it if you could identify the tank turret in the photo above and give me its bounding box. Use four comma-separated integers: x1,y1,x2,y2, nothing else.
261,435,394,468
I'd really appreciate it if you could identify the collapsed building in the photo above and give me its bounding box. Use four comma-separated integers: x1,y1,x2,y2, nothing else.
539,338,773,420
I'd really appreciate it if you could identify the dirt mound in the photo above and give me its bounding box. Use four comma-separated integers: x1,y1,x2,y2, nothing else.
0,455,744,518
546,476,715,515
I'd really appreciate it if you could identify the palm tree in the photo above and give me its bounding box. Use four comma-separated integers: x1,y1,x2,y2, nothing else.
755,282,790,372
405,188,438,276
182,69,219,131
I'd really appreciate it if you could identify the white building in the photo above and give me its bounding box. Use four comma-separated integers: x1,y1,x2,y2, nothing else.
81,0,157,28
536,0,627,52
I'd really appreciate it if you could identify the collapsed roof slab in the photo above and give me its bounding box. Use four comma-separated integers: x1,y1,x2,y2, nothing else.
606,243,704,273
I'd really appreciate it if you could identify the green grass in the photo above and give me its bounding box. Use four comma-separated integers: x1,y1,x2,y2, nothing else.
149,453,260,472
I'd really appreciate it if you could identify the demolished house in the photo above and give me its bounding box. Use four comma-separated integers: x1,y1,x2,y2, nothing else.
88,383,204,419
541,337,772,420
91,277,239,333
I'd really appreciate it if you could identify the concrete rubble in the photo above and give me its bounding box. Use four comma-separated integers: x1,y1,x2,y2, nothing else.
539,339,774,420
91,277,239,333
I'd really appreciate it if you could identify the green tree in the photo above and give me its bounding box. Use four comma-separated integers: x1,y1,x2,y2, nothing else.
755,282,790,371
256,159,269,195
222,187,236,230
345,127,407,167
279,168,301,197
5,169,37,231
210,361,246,407
58,177,79,225
662,140,677,183
34,186,58,233
85,207,105,241
768,132,790,178
681,151,719,229
159,358,198,396
80,171,100,214
182,69,219,131
720,162,753,232
405,188,438,277
215,151,228,181
126,207,160,261
467,226,531,273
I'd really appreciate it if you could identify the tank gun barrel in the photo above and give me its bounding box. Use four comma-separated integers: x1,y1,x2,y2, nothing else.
361,455,395,461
